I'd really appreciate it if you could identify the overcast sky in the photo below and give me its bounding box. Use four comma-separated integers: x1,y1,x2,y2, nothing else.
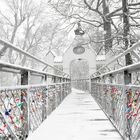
0,0,47,10
0,0,7,10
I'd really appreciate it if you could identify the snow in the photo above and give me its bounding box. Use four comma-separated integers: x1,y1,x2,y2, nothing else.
46,50,57,57
96,55,106,61
27,89,122,140
54,56,63,63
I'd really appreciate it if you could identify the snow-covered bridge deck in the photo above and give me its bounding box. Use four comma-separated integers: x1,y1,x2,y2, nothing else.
27,89,122,140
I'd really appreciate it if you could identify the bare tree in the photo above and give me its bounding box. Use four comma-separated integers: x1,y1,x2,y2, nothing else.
0,0,47,66
48,0,140,54
0,0,33,59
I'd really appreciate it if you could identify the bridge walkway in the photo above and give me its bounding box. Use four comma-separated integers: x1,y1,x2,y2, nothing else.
27,89,122,140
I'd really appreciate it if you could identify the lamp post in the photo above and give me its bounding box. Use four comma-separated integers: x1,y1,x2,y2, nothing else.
74,22,85,36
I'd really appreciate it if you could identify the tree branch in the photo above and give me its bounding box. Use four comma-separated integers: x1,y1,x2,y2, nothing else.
83,0,103,19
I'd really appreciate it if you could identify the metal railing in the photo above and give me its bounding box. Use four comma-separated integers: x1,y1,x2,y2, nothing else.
91,41,140,78
0,39,71,140
91,41,140,140
0,39,70,78
0,82,71,140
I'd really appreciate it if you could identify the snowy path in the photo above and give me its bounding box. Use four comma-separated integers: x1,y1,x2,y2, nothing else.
27,89,122,140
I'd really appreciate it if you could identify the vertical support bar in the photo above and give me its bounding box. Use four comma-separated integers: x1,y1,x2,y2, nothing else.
59,77,64,100
109,74,115,120
42,75,47,121
89,77,91,93
45,74,48,117
53,76,56,110
69,79,71,94
101,76,105,111
63,78,65,98
124,70,132,140
21,70,29,139
124,70,131,85
122,72,127,139
53,76,56,83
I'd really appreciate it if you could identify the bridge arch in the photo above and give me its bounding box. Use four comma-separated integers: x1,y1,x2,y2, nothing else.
63,44,96,75
70,58,90,91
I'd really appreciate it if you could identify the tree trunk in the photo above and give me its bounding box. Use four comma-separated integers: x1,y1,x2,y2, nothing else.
102,0,112,53
122,1,132,139
122,0,133,66
8,26,18,63
0,26,18,61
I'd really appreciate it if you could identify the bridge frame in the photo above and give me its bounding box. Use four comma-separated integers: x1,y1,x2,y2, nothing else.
91,41,140,140
0,39,71,140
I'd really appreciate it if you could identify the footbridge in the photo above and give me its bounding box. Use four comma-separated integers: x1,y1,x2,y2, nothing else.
0,39,140,140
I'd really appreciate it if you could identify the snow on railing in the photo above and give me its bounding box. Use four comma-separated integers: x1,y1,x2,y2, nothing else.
91,41,140,78
0,39,70,78
90,41,140,140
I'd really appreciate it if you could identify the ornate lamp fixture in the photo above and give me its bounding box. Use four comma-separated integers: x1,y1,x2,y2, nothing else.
74,22,85,36
73,45,85,55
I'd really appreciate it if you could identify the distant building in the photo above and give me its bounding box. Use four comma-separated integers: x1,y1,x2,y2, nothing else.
96,55,106,70
63,43,97,75
44,50,56,73
45,46,106,76
53,56,63,75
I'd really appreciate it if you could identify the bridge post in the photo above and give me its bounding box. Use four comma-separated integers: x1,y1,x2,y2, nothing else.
53,76,56,110
42,75,47,121
124,70,131,85
21,70,30,139
63,78,65,91
124,70,132,140
109,74,115,120
60,77,63,101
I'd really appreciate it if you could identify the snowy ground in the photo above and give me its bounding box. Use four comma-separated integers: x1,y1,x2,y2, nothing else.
27,89,122,140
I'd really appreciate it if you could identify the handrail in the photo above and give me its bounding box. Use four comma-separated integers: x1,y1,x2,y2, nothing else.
0,39,70,78
45,82,70,86
0,40,71,140
91,82,140,88
0,84,47,91
0,82,71,91
92,61,140,78
0,60,69,79
0,78,71,140
91,41,140,78
90,41,140,140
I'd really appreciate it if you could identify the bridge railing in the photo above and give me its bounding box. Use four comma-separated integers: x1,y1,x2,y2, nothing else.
91,41,140,140
0,39,69,78
0,55,71,139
